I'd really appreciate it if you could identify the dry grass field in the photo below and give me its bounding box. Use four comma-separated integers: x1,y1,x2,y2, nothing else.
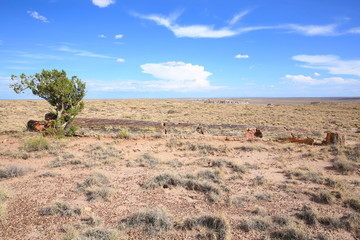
0,98,359,240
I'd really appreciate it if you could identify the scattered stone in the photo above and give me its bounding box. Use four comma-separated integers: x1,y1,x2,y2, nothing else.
27,120,46,132
246,128,263,139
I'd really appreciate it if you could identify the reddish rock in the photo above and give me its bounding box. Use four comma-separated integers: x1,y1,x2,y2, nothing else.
27,120,46,132
246,128,263,139
278,137,314,145
325,132,346,146
45,113,57,121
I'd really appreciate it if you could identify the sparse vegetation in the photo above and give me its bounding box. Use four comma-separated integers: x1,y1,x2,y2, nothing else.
0,188,11,220
78,173,114,201
181,215,231,240
39,201,82,217
23,136,49,152
143,170,224,202
0,165,27,179
120,207,173,235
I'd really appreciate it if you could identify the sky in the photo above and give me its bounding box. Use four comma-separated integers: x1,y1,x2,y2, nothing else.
1,0,360,99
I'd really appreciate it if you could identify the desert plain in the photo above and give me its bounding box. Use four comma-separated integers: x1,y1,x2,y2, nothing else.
0,98,359,240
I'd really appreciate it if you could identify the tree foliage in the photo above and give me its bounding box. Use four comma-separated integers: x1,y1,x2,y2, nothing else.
10,69,86,130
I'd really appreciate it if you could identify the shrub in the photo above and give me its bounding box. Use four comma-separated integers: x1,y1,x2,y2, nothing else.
344,197,360,212
82,227,120,240
78,173,113,202
121,207,173,235
332,156,357,174
270,226,310,240
136,153,159,168
0,165,27,179
0,188,11,220
313,191,334,205
39,201,82,217
142,173,182,189
296,205,318,225
241,217,272,232
182,215,230,240
23,136,49,152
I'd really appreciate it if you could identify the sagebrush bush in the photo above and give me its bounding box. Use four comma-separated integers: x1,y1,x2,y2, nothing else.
332,156,357,174
39,201,81,217
0,165,26,179
120,207,173,235
78,173,113,201
23,136,49,152
296,205,318,225
182,215,231,240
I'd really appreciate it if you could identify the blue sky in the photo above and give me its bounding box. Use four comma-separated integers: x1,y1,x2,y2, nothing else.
1,0,360,99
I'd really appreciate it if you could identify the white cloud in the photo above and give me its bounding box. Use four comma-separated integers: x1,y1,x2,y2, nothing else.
284,74,327,85
115,34,123,39
133,12,244,38
98,34,106,38
140,61,219,91
348,27,360,34
57,45,112,58
235,54,249,59
228,10,250,26
313,72,321,77
325,77,360,85
27,11,49,23
92,0,115,8
285,24,337,36
133,11,356,38
284,74,359,85
292,55,360,76
116,58,125,62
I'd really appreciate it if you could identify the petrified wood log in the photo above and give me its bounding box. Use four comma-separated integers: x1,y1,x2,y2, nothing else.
325,132,346,146
246,128,263,139
45,112,57,121
27,120,46,132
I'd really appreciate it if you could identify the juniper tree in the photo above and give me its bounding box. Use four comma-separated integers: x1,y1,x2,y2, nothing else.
10,69,86,131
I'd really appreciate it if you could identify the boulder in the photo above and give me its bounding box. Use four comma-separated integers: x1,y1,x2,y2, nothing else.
45,112,57,121
246,128,263,139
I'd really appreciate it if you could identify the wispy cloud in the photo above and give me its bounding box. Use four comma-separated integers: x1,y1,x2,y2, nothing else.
235,54,249,59
284,74,360,85
57,45,112,58
115,34,123,39
284,24,338,36
92,0,115,8
133,11,354,38
27,11,49,23
348,27,360,34
98,34,106,38
228,10,250,26
292,55,360,76
116,58,125,62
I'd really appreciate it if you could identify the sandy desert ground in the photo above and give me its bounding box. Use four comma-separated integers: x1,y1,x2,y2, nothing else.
0,98,359,240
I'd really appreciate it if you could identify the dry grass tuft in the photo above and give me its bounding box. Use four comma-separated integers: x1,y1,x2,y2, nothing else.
23,136,49,152
39,201,82,217
181,215,231,240
0,188,11,220
78,173,114,201
120,207,173,236
296,205,318,225
332,155,357,174
143,170,224,202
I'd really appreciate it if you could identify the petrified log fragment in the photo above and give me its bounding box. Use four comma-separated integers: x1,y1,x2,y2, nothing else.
278,137,314,145
325,132,346,146
45,112,57,121
246,128,263,139
27,120,46,132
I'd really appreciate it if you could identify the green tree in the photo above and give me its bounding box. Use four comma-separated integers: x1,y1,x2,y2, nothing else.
10,69,86,131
